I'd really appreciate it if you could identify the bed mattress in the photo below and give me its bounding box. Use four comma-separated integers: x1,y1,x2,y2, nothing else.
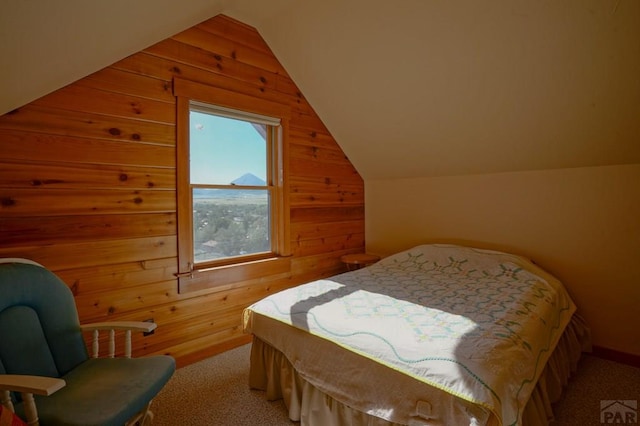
243,244,589,425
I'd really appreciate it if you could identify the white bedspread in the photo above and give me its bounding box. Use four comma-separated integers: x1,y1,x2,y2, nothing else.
244,244,576,425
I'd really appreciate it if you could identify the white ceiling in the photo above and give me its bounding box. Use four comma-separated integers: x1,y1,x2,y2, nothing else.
2,0,639,179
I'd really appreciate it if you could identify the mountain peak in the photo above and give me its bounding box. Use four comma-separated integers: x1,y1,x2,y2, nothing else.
230,173,266,186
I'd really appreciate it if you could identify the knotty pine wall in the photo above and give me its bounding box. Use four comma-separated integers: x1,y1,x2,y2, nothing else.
0,15,364,367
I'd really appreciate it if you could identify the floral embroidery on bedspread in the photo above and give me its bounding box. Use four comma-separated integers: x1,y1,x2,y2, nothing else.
246,245,576,426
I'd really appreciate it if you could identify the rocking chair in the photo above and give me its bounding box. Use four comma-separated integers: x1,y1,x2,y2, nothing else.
0,259,175,425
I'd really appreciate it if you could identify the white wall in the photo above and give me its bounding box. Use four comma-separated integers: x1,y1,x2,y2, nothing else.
0,0,227,115
366,164,640,355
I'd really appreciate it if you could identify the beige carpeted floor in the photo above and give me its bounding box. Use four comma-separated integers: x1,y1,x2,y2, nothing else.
151,344,640,426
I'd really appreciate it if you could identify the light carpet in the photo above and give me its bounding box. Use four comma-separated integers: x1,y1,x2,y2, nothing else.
151,343,640,426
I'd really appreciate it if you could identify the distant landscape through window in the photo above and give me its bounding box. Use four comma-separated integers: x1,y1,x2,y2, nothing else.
189,110,272,263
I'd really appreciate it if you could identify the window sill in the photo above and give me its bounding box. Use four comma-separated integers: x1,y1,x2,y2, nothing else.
178,255,292,294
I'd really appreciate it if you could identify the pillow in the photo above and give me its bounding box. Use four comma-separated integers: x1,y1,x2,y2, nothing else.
0,406,27,426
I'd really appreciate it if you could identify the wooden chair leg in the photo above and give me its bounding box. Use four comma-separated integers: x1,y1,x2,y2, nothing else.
1,390,14,413
21,392,40,426
126,401,154,426
142,410,155,426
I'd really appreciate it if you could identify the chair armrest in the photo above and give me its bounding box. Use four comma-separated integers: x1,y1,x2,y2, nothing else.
0,375,65,396
81,321,157,358
0,375,65,425
80,321,157,334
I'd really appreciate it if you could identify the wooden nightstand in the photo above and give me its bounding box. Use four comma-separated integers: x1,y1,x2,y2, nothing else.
341,253,380,271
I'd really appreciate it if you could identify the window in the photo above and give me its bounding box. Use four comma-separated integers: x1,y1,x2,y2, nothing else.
174,78,291,292
190,103,276,264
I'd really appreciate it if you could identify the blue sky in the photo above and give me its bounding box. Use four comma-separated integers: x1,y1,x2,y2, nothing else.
190,111,266,185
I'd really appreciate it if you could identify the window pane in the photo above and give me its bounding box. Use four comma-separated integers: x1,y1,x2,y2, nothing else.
192,188,270,263
190,111,267,185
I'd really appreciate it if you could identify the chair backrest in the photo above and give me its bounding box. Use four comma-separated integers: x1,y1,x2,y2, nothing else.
0,261,89,379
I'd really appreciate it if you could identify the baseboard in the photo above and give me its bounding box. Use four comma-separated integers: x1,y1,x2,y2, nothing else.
591,345,640,368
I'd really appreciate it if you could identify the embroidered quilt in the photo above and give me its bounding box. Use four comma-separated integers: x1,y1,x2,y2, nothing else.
244,244,576,425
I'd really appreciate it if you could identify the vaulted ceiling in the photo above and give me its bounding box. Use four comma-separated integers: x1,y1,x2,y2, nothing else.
2,0,638,179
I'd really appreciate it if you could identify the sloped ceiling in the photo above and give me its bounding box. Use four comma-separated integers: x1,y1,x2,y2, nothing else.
2,0,639,179
0,0,229,115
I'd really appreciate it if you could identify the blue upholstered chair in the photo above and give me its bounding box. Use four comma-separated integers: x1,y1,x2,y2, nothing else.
0,259,176,426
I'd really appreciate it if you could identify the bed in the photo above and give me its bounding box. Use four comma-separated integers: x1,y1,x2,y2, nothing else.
242,244,591,425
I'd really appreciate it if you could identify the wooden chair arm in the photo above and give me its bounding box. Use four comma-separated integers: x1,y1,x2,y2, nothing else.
80,321,157,334
0,375,66,426
0,375,65,396
80,321,157,359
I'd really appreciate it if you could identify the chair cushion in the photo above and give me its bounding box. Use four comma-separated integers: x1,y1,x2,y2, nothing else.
15,356,175,426
0,306,59,378
0,263,88,376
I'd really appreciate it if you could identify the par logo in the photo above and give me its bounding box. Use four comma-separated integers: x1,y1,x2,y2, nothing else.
601,400,637,424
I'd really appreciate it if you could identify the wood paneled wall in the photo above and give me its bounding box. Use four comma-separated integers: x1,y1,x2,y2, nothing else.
0,15,364,367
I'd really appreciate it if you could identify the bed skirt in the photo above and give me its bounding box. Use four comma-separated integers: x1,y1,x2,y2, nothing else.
248,313,591,426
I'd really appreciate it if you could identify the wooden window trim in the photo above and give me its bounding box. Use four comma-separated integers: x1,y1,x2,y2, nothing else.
174,77,291,294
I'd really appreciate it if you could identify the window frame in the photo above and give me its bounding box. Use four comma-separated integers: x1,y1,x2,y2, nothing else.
189,102,277,266
173,77,291,293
